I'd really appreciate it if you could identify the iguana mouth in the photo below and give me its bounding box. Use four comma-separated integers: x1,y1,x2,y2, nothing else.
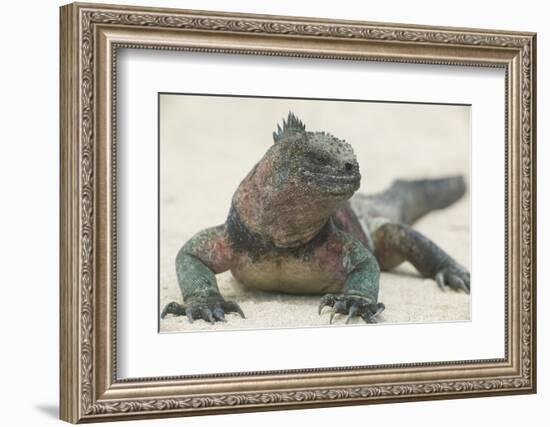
302,170,361,195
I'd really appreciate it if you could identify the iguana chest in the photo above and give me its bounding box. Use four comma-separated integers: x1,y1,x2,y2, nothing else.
225,206,351,295
230,252,346,294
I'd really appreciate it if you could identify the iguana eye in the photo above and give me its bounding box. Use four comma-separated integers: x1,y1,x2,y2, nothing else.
310,153,328,166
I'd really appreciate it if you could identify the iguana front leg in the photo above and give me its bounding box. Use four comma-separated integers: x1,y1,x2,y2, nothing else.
319,232,385,324
373,222,470,293
161,225,245,323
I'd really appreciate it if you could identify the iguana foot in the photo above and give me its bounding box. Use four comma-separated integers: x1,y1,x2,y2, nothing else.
434,262,470,293
161,299,245,324
318,294,385,324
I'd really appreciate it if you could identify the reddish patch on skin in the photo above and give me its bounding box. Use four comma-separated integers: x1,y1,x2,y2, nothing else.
313,231,348,283
210,234,234,273
189,227,234,274
333,202,369,247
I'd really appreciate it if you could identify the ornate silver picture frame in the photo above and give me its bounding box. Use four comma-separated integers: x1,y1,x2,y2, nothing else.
60,2,536,423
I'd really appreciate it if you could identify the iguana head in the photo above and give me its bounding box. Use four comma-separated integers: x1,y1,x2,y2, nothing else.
232,112,361,248
271,112,361,197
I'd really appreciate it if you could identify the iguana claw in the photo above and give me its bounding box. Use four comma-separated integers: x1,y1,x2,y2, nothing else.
318,294,336,315
223,300,246,319
345,304,359,324
434,262,470,293
212,307,226,322
161,301,186,319
319,294,384,324
161,299,245,323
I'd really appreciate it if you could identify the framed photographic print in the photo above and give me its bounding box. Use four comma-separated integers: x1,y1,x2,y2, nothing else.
158,94,471,333
59,2,537,423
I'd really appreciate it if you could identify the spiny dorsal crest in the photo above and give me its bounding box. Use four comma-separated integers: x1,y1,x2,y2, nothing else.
273,111,306,143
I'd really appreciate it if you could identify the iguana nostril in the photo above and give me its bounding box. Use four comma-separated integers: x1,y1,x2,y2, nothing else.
345,162,354,172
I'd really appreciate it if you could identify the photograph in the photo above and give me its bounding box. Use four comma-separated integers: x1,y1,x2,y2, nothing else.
159,94,471,332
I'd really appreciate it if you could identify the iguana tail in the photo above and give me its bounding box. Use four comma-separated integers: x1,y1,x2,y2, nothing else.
352,175,467,226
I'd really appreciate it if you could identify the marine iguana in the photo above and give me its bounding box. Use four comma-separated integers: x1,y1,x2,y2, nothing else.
161,112,470,325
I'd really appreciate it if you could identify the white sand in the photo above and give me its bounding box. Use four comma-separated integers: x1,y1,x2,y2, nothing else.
159,95,470,332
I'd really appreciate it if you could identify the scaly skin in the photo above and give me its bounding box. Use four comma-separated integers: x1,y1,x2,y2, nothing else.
161,112,468,324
